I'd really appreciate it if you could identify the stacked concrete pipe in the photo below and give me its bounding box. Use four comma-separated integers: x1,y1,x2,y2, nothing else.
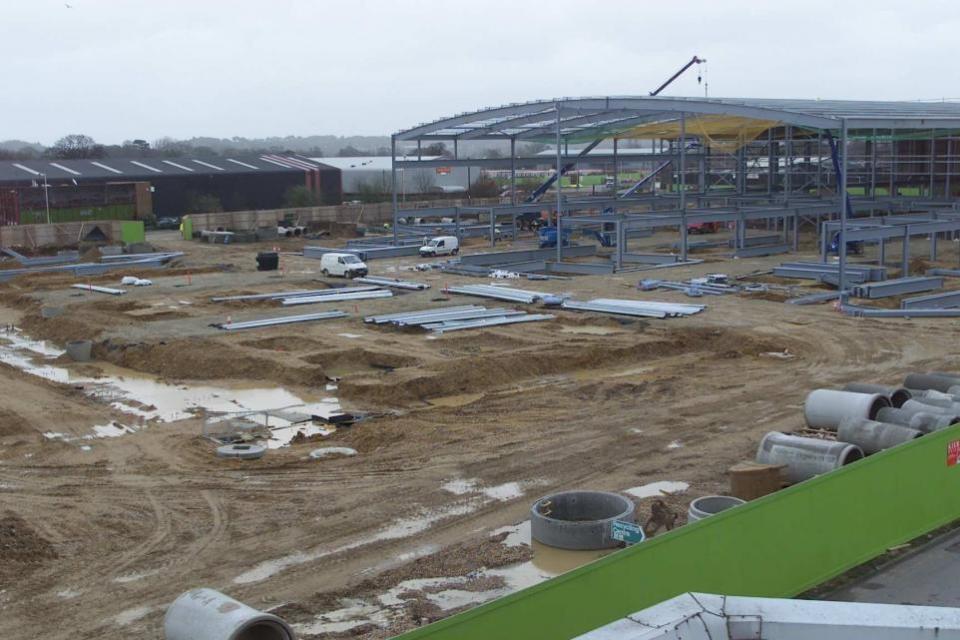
842,383,912,408
836,417,923,455
165,588,294,640
901,399,960,423
756,432,864,484
876,406,956,433
803,389,890,430
904,372,960,393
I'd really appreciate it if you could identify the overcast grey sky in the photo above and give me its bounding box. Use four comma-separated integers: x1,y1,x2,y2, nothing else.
4,0,958,144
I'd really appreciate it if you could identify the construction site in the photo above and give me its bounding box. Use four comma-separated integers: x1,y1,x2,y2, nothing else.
7,86,960,640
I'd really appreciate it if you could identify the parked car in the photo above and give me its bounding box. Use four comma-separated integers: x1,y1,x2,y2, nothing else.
154,216,180,230
320,252,368,278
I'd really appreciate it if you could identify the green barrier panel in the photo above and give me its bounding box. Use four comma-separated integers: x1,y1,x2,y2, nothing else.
396,425,960,640
120,221,145,245
181,216,193,241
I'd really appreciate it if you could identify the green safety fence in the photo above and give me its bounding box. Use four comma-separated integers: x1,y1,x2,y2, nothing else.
396,424,960,640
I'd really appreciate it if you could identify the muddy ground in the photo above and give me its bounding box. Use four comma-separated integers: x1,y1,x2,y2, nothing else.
0,228,959,639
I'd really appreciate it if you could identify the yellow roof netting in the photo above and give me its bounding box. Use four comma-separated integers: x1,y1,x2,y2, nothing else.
619,115,782,152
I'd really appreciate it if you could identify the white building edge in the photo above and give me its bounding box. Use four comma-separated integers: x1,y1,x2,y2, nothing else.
575,592,960,640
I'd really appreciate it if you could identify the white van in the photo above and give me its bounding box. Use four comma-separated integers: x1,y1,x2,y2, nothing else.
419,235,459,257
320,252,368,278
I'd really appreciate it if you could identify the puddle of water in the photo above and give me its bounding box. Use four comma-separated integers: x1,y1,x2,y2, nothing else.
491,520,530,548
442,479,530,503
309,447,357,459
629,428,644,435
441,478,478,495
338,333,362,339
490,520,611,576
359,543,440,576
427,393,484,408
57,588,82,599
482,482,523,502
0,330,343,447
560,326,619,336
295,599,392,635
625,481,689,499
114,605,153,627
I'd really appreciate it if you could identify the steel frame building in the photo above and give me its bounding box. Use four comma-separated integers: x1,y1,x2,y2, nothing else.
391,96,960,289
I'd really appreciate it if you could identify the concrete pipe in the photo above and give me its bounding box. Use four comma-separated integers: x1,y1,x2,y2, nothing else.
836,417,923,455
876,407,956,433
803,389,890,431
904,397,960,416
756,432,864,484
904,373,960,393
900,399,960,422
164,588,294,640
687,496,745,522
530,490,635,550
842,383,912,408
912,390,960,406
216,444,267,460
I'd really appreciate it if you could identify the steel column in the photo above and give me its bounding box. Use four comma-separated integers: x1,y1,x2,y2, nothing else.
555,104,563,263
839,120,849,292
816,132,823,195
767,128,774,195
391,135,398,246
510,137,517,206
870,128,877,197
785,125,793,201
613,138,619,193
930,129,936,197
902,226,911,276
680,112,687,261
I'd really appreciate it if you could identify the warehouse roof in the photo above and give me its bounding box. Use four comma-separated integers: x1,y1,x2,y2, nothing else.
395,96,960,142
316,155,441,171
0,155,335,183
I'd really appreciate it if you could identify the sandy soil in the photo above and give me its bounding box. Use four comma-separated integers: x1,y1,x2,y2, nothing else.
0,228,959,639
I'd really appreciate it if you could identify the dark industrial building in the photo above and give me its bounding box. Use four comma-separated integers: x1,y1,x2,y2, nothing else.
0,155,341,224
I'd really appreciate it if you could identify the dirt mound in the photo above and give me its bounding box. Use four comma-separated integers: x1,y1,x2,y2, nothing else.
95,337,328,386
0,513,57,581
340,327,798,406
0,408,30,437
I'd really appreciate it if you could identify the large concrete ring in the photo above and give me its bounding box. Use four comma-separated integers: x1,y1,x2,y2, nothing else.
530,490,635,550
216,443,267,460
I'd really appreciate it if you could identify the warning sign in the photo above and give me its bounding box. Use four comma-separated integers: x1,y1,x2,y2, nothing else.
948,440,960,467
435,167,452,175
